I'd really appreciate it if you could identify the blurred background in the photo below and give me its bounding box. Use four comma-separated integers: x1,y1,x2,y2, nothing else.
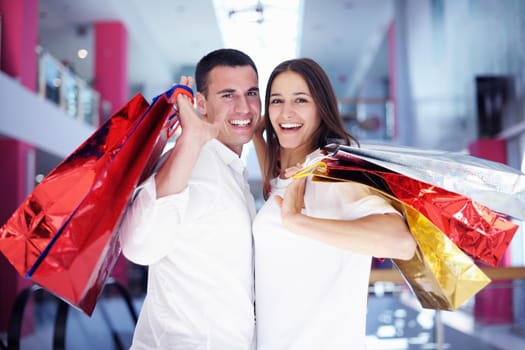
1,0,525,349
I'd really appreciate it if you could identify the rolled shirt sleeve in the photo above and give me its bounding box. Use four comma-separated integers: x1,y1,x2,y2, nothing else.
119,174,191,265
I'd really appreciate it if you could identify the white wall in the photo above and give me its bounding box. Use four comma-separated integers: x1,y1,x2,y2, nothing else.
0,71,95,158
39,24,174,103
398,0,525,151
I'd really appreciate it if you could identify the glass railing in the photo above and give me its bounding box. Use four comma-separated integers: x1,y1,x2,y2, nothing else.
36,46,100,128
338,97,395,141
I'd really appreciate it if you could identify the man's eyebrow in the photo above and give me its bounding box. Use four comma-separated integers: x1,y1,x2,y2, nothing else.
216,87,260,94
216,88,236,94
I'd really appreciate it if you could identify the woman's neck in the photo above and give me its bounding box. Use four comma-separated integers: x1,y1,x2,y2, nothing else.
279,146,312,178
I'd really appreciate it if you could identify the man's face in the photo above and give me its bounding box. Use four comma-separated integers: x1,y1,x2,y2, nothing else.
196,65,261,156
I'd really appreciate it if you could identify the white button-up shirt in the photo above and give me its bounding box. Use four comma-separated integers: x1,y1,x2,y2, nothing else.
120,139,256,350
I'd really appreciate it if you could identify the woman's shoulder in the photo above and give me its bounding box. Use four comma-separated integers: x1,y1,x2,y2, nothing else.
308,178,371,201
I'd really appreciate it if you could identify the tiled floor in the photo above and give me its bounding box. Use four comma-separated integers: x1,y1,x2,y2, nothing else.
2,289,525,350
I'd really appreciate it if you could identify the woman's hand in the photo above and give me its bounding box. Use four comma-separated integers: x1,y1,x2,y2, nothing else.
274,177,306,228
282,162,303,179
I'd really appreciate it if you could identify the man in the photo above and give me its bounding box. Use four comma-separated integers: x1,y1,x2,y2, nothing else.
119,48,261,350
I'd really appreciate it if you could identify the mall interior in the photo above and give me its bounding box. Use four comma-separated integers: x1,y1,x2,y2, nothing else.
1,0,525,349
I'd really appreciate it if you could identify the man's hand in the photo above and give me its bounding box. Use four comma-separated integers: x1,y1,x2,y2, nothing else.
176,93,219,147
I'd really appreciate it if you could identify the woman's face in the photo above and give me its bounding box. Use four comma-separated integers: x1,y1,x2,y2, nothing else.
267,71,321,152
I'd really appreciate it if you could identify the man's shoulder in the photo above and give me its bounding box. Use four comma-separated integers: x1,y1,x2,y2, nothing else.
191,141,228,179
198,140,226,163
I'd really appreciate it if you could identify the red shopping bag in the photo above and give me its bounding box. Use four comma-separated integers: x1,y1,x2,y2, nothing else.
0,85,192,315
301,149,518,267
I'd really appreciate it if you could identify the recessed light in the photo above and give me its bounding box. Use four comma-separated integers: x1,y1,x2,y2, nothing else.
77,49,89,59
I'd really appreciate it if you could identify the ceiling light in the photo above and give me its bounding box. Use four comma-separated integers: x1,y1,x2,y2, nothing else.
77,49,89,59
212,0,303,90
227,0,264,24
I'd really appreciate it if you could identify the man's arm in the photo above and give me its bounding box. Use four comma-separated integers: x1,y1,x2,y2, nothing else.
155,77,219,197
119,77,219,264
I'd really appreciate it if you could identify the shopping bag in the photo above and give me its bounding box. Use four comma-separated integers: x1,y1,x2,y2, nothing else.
390,197,491,310
324,143,525,221
0,85,193,315
297,146,519,266
294,170,491,310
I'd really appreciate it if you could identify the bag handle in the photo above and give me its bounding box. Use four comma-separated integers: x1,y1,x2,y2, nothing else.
167,84,194,138
152,84,195,139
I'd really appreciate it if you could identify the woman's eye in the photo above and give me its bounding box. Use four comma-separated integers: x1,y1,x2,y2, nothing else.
270,98,282,104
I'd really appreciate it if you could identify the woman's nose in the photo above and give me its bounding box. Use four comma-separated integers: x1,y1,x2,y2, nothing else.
281,102,294,118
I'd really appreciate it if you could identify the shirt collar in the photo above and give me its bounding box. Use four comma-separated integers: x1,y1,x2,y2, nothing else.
207,139,246,176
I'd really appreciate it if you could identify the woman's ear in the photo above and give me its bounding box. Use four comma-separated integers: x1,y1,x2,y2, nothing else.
196,92,207,119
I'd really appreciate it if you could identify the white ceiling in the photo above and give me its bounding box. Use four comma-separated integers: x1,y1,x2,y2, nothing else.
38,0,393,99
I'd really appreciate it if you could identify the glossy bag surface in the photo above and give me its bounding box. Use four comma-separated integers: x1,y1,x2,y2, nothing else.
300,145,519,267
0,86,189,315
328,143,525,221
292,145,525,310
393,199,491,311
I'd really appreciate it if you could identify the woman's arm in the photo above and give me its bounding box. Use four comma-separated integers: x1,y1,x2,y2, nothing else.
275,177,417,260
252,117,268,178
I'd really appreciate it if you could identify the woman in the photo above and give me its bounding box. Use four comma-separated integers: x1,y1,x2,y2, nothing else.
253,58,416,350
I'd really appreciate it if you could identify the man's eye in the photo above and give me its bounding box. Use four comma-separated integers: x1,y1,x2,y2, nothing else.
248,91,259,97
221,93,234,98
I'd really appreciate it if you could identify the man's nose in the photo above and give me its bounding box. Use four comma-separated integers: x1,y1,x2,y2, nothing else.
235,95,250,113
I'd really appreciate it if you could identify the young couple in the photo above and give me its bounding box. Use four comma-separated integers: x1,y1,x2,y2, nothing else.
119,48,416,350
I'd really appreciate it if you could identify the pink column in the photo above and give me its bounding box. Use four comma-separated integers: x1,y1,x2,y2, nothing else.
468,139,513,324
93,21,129,123
93,20,130,286
0,0,38,333
0,139,35,332
0,0,38,90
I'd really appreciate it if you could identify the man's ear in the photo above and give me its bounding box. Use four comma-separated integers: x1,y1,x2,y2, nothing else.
196,92,207,119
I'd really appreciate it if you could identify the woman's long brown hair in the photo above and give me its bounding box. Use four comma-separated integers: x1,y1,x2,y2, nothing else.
262,58,359,198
